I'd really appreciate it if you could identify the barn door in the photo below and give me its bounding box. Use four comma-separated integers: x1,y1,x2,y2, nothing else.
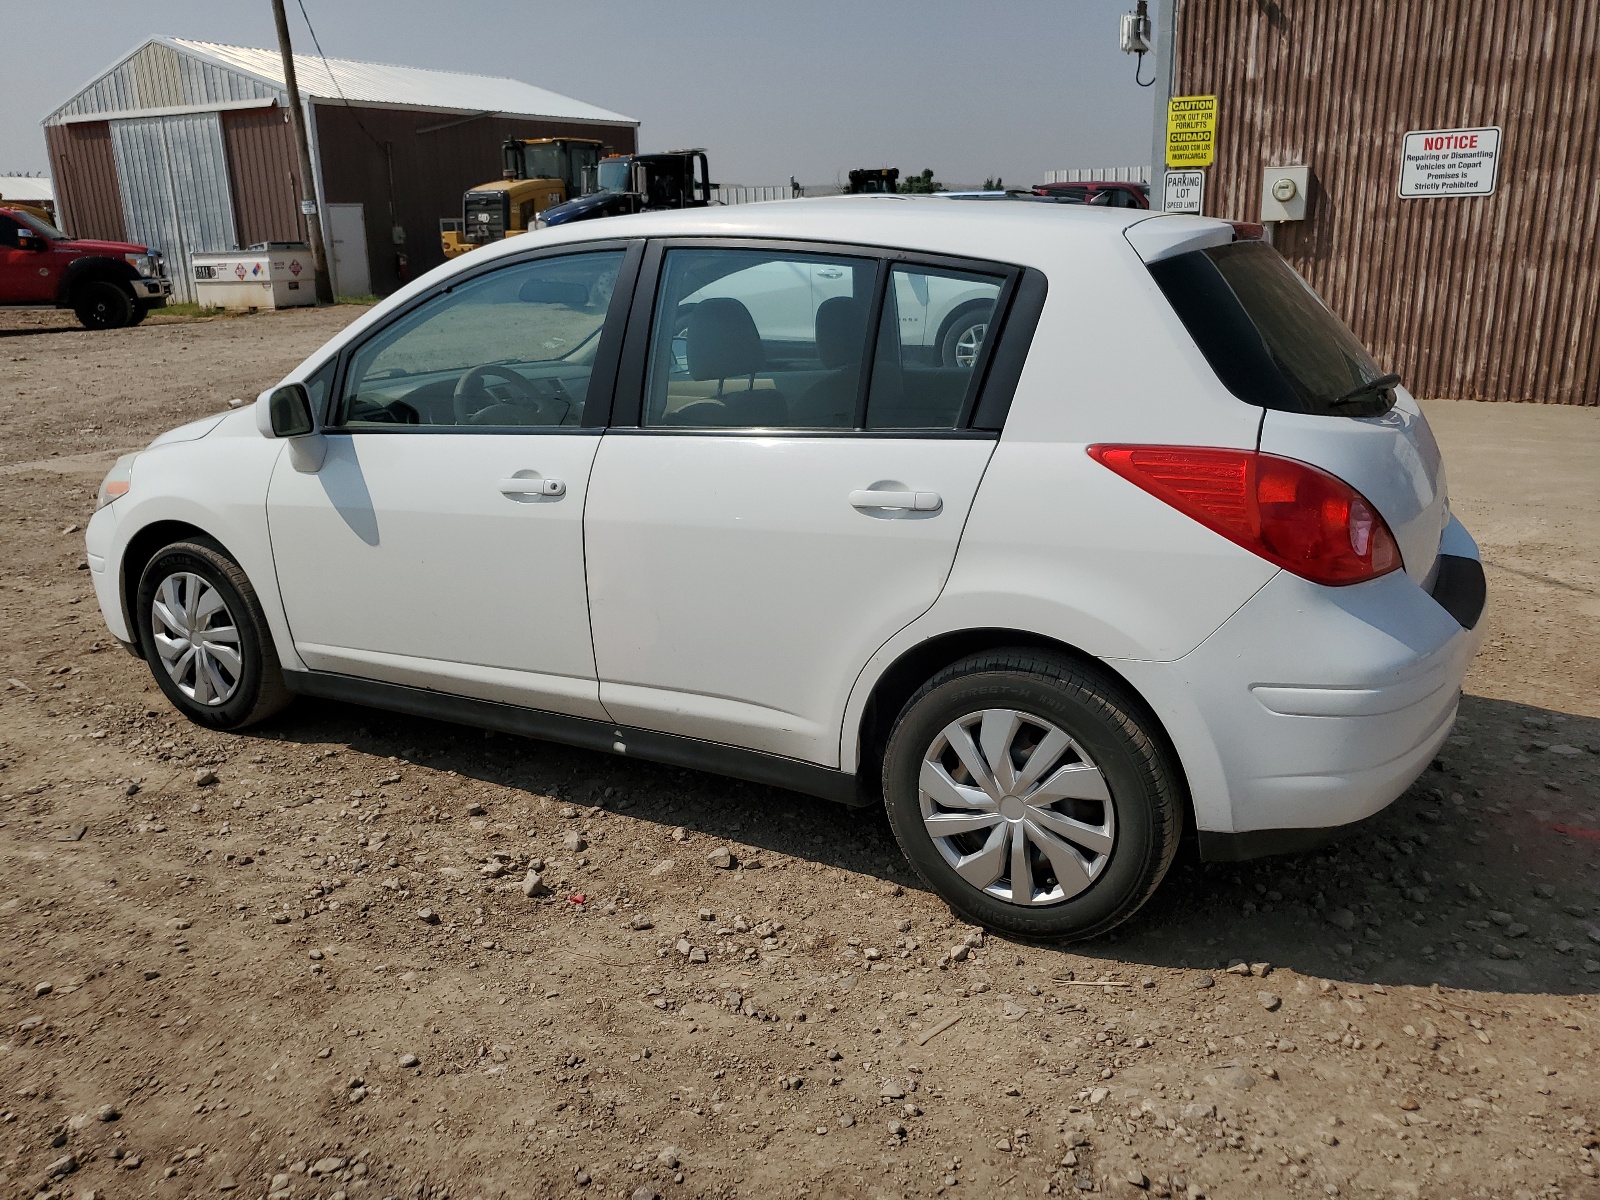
110,113,237,303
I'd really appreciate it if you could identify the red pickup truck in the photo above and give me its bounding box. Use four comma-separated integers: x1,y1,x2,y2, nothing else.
0,206,171,329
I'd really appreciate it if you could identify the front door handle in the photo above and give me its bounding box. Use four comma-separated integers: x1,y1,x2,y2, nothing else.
849,489,942,512
499,477,565,497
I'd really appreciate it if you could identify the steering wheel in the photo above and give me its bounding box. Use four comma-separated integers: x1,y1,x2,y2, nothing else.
451,363,553,424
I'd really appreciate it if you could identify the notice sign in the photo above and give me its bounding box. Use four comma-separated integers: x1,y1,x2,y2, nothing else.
1164,170,1205,214
1166,95,1218,168
1399,126,1501,197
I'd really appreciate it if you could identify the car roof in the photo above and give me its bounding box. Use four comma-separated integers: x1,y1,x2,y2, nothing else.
487,195,1234,274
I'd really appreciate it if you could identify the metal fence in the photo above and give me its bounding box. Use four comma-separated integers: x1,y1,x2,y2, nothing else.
1041,166,1150,184
710,184,798,206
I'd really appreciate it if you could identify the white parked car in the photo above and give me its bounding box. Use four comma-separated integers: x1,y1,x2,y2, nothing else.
86,197,1485,940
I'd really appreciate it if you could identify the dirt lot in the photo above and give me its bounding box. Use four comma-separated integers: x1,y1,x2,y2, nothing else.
1,305,1597,1200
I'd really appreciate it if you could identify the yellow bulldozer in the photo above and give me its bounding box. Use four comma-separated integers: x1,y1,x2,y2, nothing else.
440,137,605,258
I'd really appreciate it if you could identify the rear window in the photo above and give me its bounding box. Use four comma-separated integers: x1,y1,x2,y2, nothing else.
1149,241,1396,417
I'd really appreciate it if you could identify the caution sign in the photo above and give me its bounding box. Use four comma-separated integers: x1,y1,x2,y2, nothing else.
1166,95,1218,168
1163,170,1205,214
1398,126,1501,197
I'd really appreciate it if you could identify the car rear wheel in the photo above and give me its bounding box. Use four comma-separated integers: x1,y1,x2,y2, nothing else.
73,280,134,330
136,540,293,730
882,650,1182,941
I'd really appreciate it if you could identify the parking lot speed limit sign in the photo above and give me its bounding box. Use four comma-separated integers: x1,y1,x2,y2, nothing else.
1163,170,1205,214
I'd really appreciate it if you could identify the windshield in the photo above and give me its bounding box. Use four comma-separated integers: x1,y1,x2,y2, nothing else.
1149,240,1395,417
521,143,570,185
14,211,71,240
595,160,632,194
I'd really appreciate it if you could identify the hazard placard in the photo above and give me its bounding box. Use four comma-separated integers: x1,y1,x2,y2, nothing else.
1167,95,1218,168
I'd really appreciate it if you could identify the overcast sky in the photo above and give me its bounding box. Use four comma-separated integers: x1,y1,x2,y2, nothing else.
1,0,1161,188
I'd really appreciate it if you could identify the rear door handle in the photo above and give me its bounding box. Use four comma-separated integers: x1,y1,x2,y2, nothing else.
499,477,565,497
849,489,942,512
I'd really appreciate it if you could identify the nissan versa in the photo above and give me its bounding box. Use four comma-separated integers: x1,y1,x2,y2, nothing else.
86,198,1486,940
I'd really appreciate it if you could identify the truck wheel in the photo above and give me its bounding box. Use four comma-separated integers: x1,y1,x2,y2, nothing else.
136,539,293,730
74,281,135,330
881,650,1182,941
127,301,153,327
938,302,994,369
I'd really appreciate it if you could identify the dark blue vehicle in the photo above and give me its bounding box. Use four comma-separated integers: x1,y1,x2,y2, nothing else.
541,150,714,227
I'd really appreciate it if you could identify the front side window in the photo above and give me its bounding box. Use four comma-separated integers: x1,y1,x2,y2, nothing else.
336,250,624,429
644,248,879,429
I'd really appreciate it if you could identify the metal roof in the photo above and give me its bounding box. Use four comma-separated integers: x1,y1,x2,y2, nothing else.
170,39,636,125
0,177,55,202
44,36,635,126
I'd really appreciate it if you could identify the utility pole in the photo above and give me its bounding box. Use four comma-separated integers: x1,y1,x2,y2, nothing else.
1147,0,1179,210
270,0,334,304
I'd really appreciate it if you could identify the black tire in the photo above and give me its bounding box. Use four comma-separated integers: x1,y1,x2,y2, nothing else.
882,650,1182,941
937,301,994,368
135,539,293,730
73,280,135,330
127,301,153,327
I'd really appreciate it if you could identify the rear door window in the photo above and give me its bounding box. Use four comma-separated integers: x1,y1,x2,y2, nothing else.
865,265,1005,430
638,247,1012,433
1149,240,1396,417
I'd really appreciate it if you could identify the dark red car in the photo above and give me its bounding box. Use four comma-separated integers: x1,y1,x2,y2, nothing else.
1032,181,1150,209
0,206,171,329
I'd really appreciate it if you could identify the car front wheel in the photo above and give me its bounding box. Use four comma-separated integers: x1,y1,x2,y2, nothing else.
882,650,1182,941
136,540,293,730
938,303,993,368
73,280,135,330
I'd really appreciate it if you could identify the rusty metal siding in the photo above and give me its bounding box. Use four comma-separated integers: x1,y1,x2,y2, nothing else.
221,106,304,247
313,103,637,295
43,122,125,241
1176,0,1600,405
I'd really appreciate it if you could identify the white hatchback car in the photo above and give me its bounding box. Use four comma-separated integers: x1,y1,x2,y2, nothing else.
87,198,1486,940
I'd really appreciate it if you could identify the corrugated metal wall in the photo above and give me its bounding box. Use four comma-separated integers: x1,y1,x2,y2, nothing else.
44,122,124,241
111,113,238,303
314,104,637,295
1176,0,1600,405
49,40,281,120
221,106,303,247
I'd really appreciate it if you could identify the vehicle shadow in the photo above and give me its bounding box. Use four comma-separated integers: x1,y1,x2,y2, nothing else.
0,326,91,339
248,690,1598,997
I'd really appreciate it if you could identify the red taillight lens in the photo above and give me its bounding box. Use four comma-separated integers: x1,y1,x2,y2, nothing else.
1087,444,1403,586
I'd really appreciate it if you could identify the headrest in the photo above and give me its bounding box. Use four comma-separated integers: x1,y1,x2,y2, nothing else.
686,297,764,381
815,296,868,370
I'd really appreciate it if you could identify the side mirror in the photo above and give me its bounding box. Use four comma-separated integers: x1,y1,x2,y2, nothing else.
267,383,315,437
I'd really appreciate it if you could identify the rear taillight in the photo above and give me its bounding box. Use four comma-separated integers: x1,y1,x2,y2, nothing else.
1087,445,1402,586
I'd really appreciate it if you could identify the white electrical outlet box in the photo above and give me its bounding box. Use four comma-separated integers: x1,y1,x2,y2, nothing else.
1260,165,1310,222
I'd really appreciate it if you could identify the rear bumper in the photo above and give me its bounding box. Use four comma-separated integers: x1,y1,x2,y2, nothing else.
1112,524,1486,853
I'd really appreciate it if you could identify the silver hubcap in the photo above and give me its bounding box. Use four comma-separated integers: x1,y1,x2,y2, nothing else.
954,322,987,367
151,572,241,706
919,709,1115,907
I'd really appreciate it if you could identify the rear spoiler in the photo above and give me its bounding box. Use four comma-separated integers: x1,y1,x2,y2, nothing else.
1124,215,1264,264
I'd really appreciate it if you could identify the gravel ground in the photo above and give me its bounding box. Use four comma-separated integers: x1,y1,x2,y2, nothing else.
1,305,1597,1200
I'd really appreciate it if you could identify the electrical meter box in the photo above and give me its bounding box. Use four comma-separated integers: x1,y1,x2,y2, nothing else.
192,243,315,310
1260,165,1311,222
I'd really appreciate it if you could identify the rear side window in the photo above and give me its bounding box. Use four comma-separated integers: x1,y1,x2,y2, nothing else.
1149,241,1395,417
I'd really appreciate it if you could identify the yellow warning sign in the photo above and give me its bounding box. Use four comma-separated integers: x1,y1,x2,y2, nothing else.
1167,95,1218,168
